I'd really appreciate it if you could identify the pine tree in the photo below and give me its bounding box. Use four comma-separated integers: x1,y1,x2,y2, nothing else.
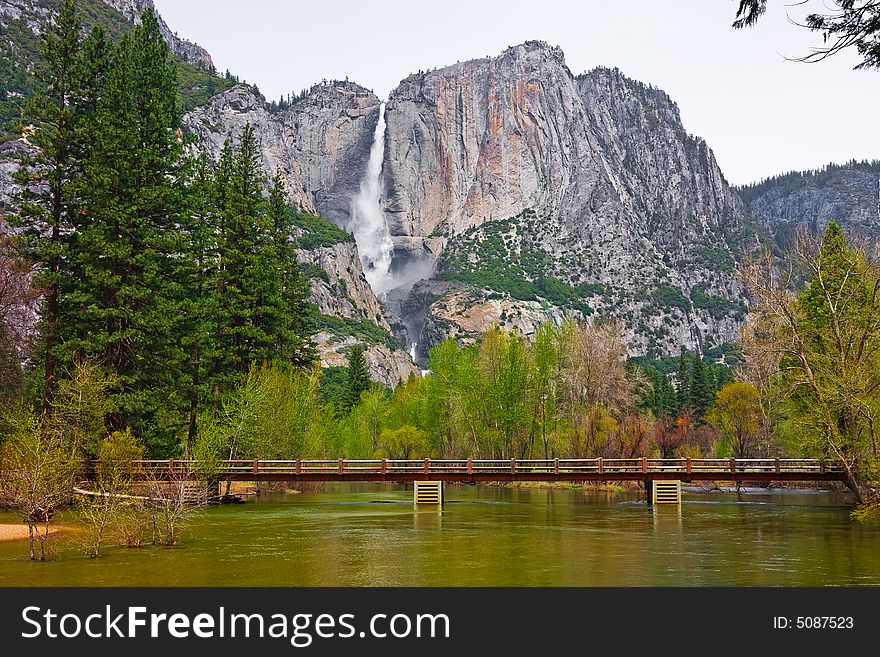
690,355,711,422
344,344,371,411
208,124,268,397
675,351,690,415
11,0,82,410
70,10,187,442
651,369,677,419
0,322,23,405
266,170,314,367
178,154,217,443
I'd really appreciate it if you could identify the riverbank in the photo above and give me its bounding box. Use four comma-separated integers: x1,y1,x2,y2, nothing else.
0,521,63,543
0,524,31,542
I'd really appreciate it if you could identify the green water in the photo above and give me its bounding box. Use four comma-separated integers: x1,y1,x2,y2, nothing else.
0,484,878,586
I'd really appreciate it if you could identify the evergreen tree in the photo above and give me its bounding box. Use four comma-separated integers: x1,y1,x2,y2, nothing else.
650,369,677,419
344,344,370,411
675,351,690,414
266,170,314,367
690,355,711,422
208,124,269,397
0,322,23,406
178,154,217,442
11,0,82,410
70,10,187,443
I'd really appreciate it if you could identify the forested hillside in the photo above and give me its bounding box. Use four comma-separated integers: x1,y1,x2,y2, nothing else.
738,159,880,246
0,0,234,137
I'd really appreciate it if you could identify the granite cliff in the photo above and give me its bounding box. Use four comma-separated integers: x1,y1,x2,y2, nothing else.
380,43,747,359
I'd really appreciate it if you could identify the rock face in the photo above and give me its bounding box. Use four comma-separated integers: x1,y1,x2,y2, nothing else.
100,0,213,69
182,81,383,220
381,42,747,357
15,8,878,378
738,161,880,245
286,82,382,228
0,0,51,27
298,240,390,329
314,334,419,388
0,0,414,384
183,85,316,212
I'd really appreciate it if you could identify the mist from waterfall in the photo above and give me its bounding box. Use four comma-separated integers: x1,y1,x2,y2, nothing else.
351,103,395,296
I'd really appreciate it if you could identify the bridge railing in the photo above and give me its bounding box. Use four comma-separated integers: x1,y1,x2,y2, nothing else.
110,458,844,478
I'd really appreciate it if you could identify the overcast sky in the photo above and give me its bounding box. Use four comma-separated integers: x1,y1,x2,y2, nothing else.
153,0,879,186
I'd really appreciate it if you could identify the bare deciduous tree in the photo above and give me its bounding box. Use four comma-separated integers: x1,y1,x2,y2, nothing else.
143,463,206,547
77,429,144,558
0,410,79,560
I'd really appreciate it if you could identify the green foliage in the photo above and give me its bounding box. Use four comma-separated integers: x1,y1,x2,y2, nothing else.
300,262,331,284
736,159,880,205
633,350,732,423
318,365,349,409
690,285,746,319
439,212,603,313
313,314,397,350
0,0,233,136
176,60,235,112
642,366,678,419
198,363,325,461
776,222,879,493
0,407,80,560
706,382,761,458
289,209,353,250
95,427,145,487
80,426,147,558
203,128,316,399
0,322,23,405
379,425,428,459
744,220,880,508
49,360,114,457
689,245,736,272
7,3,316,454
651,285,690,311
343,345,371,412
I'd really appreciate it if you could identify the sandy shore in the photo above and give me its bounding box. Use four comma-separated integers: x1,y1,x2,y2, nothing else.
0,523,31,542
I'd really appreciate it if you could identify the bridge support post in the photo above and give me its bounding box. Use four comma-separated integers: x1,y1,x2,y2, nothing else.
414,481,443,507
645,479,654,505
651,480,682,505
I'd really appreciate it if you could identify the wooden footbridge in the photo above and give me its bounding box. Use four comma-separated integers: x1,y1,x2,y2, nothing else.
120,457,849,505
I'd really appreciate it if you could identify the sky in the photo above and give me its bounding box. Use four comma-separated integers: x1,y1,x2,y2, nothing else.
152,0,880,186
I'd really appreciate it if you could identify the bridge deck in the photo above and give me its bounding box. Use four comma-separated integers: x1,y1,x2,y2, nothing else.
123,458,847,484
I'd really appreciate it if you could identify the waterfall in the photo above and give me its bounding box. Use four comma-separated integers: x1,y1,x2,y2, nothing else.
409,342,417,361
351,103,395,296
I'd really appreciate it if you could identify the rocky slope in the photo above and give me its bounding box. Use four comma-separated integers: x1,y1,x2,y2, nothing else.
738,160,880,247
183,85,317,212
100,0,213,68
381,43,747,357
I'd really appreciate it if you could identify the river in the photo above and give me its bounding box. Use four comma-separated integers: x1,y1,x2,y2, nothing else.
1,484,878,586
